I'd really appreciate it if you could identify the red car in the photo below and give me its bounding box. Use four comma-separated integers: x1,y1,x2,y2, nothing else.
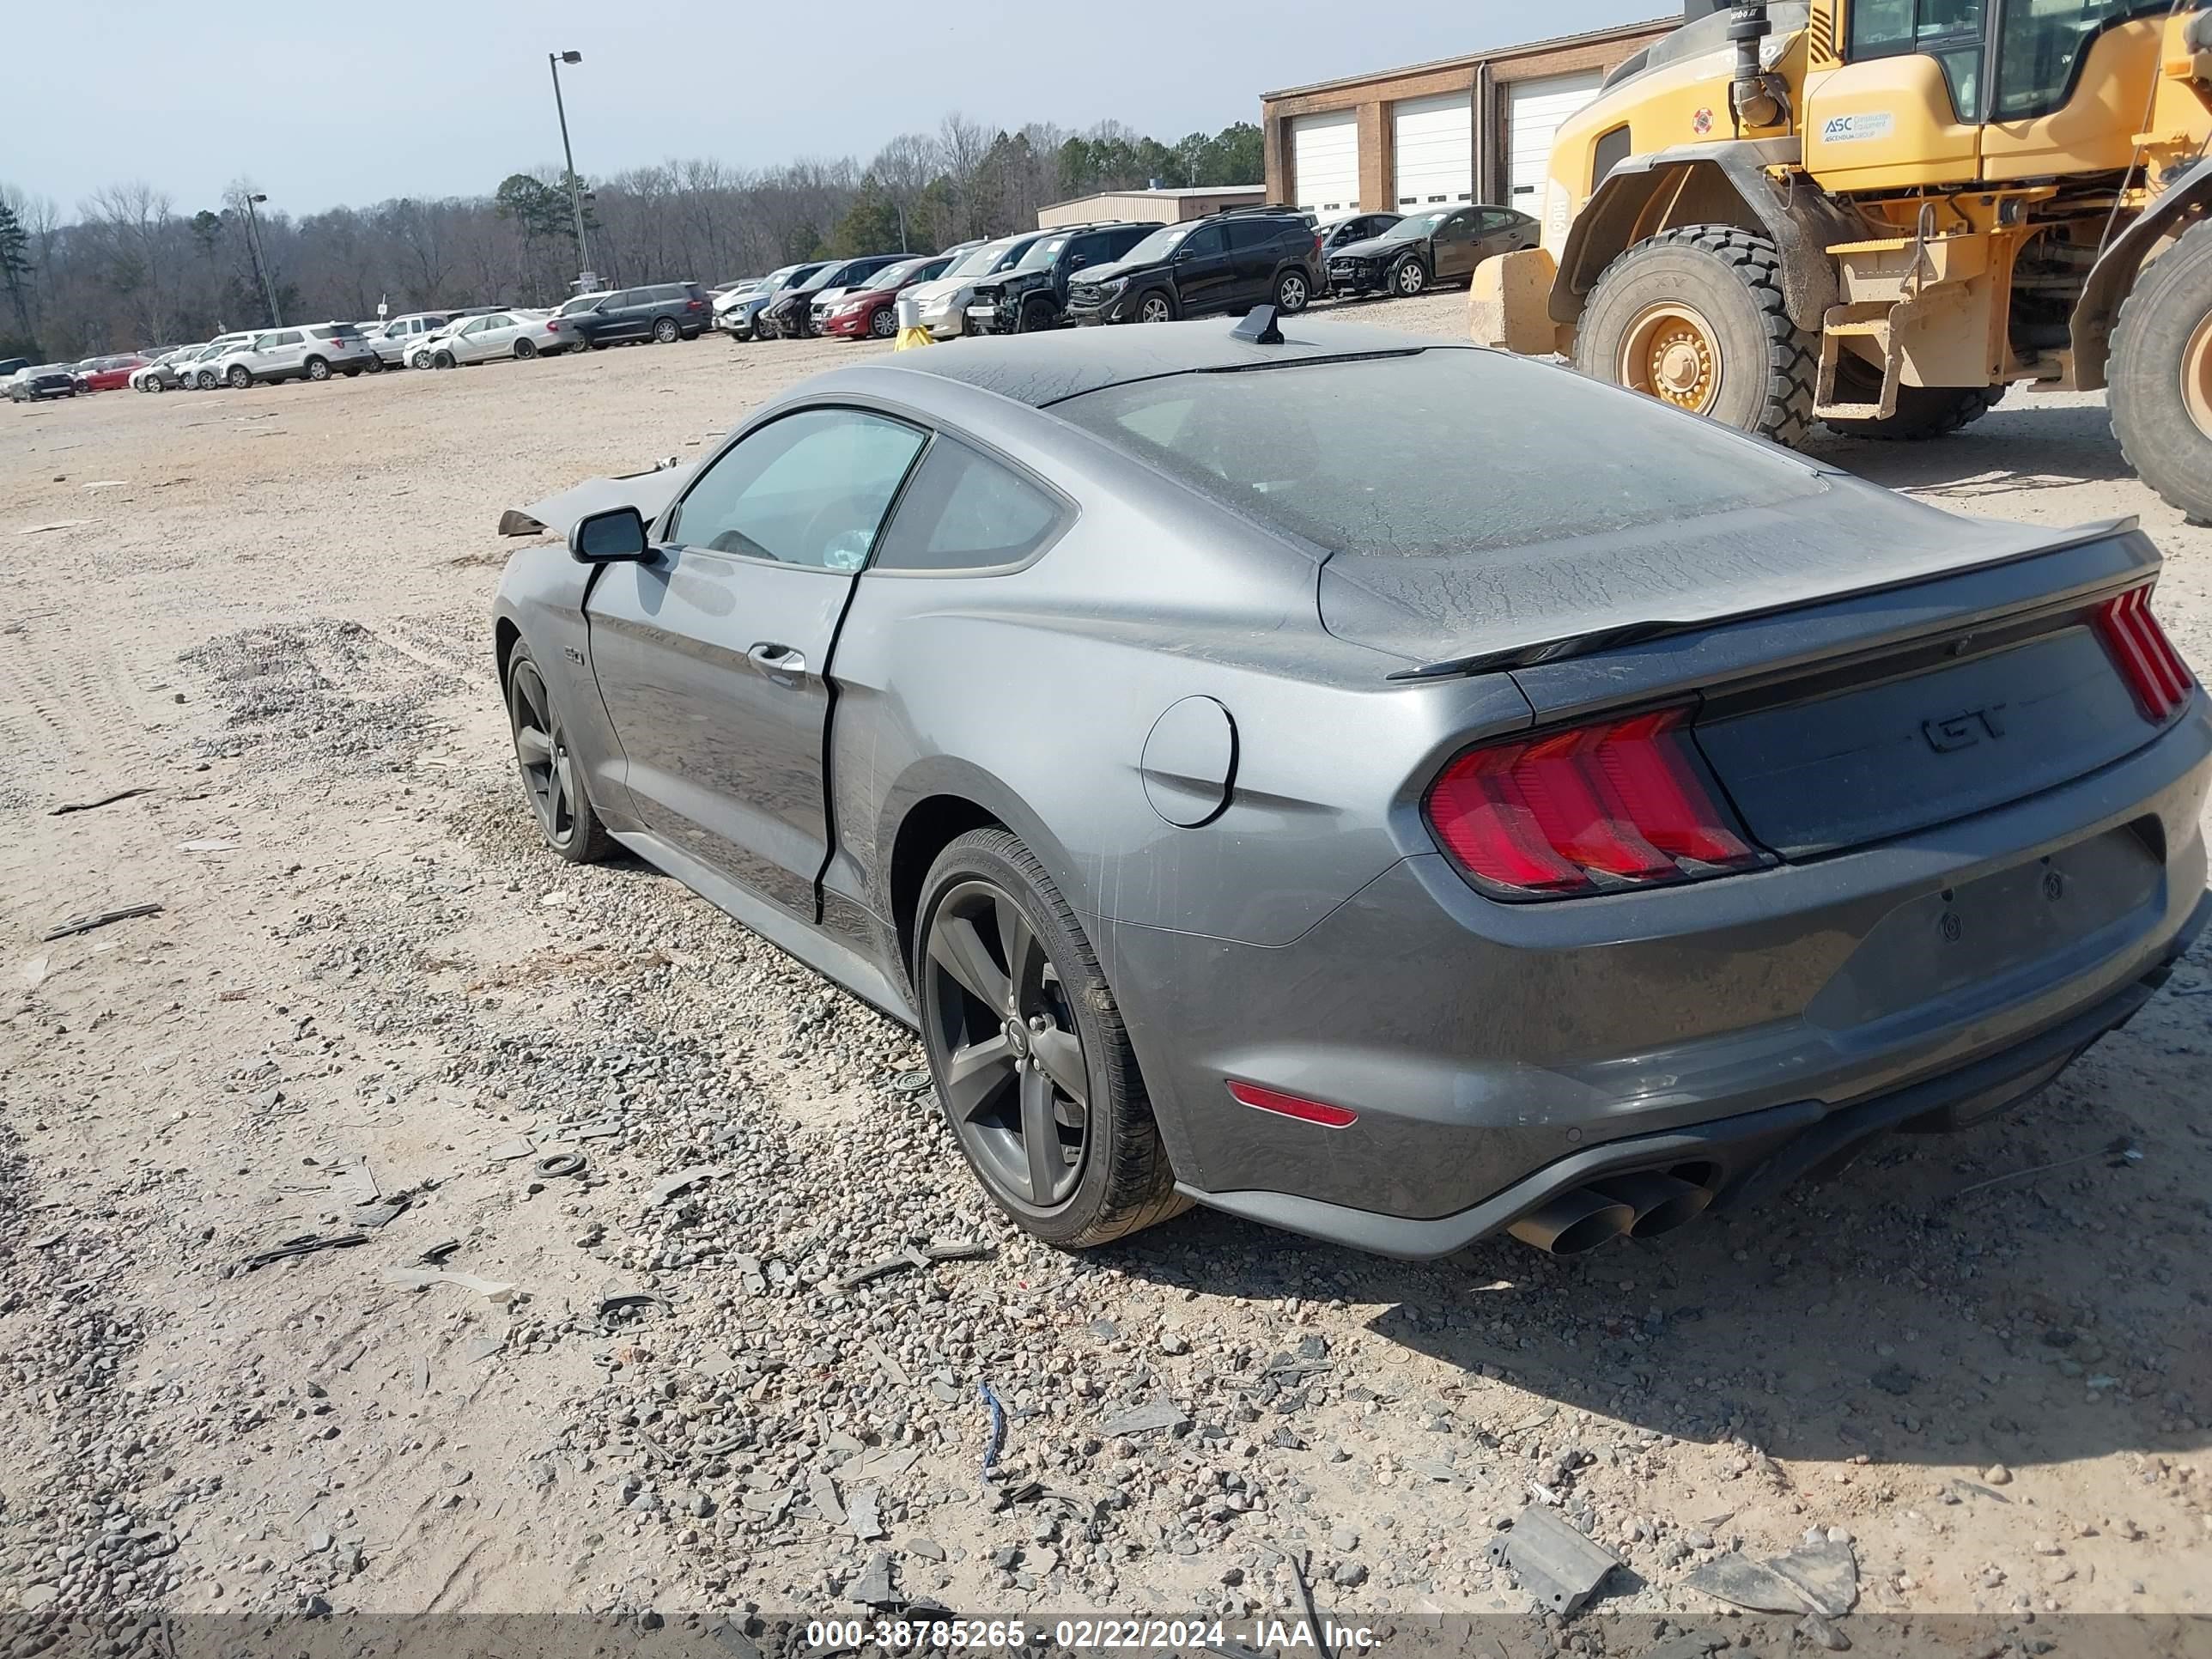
73,355,149,392
818,254,956,340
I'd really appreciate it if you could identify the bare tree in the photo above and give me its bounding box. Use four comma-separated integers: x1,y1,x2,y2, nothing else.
866,132,943,253
77,181,181,343
937,113,995,242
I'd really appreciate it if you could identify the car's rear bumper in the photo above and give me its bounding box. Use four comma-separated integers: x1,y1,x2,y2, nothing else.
1103,702,2212,1256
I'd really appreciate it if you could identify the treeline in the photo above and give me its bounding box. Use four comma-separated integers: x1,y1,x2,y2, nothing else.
0,116,1261,361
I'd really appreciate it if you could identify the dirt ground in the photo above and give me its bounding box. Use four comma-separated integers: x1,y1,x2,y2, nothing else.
2,295,2209,1654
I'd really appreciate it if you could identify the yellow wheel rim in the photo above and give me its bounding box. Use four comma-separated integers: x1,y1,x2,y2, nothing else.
1620,301,1723,415
2185,307,2212,441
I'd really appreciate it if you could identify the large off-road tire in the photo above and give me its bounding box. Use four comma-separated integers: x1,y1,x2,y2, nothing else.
2111,220,2212,525
1576,224,1819,447
1821,361,2008,440
915,827,1189,1251
505,647,612,865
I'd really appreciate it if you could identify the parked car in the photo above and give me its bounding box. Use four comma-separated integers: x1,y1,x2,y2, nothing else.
130,346,204,391
211,323,377,387
907,232,1062,340
1325,204,1537,299
717,268,807,340
364,313,453,369
782,255,908,338
1315,212,1404,280
183,334,258,389
1066,208,1323,325
5,363,77,402
414,309,583,368
74,354,149,392
568,282,713,347
492,317,2211,1258
968,222,1154,335
0,356,27,380
817,255,956,341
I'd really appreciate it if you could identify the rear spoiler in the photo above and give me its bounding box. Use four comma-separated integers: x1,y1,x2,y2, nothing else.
1386,516,2148,683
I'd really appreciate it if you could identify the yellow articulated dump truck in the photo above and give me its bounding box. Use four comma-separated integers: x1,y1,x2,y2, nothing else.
1471,0,2212,520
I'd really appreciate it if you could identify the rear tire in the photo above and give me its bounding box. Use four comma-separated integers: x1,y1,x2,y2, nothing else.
1821,362,2008,440
915,827,1189,1251
303,357,330,381
2110,220,2212,525
513,337,538,360
1575,224,1819,447
1274,269,1311,313
652,317,680,343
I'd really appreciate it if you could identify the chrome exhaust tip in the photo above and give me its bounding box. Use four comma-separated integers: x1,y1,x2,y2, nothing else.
1594,1171,1714,1239
1507,1188,1636,1255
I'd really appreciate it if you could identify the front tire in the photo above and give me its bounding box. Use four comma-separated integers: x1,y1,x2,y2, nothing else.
1390,257,1429,298
1576,224,1819,447
915,829,1188,1250
364,354,383,374
507,649,611,864
869,305,898,339
433,349,456,369
2111,220,2212,524
1135,291,1176,325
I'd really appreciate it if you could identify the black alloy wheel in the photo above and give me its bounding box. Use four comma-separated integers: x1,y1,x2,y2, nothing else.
513,336,538,359
924,877,1090,1212
507,652,610,862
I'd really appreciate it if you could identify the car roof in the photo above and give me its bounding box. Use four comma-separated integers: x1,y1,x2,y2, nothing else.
837,315,1454,410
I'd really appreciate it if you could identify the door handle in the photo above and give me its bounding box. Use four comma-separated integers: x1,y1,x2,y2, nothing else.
746,641,808,681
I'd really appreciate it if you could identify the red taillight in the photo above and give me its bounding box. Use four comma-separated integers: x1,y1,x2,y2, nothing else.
686,299,704,311
2095,586,2194,723
1227,1081,1358,1128
545,321,560,331
1424,707,1763,900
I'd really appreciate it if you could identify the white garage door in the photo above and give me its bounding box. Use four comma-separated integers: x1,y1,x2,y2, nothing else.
1392,93,1474,210
1508,70,1605,207
1291,111,1361,216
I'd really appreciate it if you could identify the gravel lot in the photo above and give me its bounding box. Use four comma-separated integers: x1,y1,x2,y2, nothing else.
2,297,2209,1656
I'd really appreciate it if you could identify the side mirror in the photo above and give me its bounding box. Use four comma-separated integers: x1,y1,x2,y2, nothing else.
1068,253,1087,269
569,506,650,563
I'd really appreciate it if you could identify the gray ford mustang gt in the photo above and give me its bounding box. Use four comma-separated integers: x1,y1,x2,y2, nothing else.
492,314,2211,1260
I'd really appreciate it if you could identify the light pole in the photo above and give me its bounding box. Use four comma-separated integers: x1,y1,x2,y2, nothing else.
546,50,597,292
241,192,281,326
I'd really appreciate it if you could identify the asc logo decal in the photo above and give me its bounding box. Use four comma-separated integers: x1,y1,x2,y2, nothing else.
1822,111,1897,144
1692,106,1714,136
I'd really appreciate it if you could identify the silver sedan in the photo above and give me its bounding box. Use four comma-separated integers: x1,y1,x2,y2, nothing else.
411,311,579,368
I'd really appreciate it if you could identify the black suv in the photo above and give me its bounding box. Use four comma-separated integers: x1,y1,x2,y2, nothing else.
968,222,1154,334
1326,205,1537,299
572,282,713,346
1065,208,1323,326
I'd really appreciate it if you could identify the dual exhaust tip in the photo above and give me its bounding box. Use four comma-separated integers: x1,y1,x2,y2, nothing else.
1507,1170,1715,1255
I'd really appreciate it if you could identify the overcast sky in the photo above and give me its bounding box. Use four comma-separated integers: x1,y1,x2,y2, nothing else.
11,0,1663,218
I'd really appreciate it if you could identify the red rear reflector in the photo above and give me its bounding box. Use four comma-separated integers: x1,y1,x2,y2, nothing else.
2095,586,2195,723
1425,707,1763,900
1227,1081,1358,1128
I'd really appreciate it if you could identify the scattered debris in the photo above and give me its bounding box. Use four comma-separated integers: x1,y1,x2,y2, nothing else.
845,1550,896,1607
599,1291,669,1322
82,481,128,490
1950,1138,2142,1198
809,1471,846,1528
179,838,240,853
41,901,163,941
863,1339,909,1387
892,1070,933,1094
351,1198,410,1230
1281,1548,1333,1658
847,1486,884,1542
383,1265,516,1303
980,1382,1007,1473
1098,1401,1190,1438
1768,1538,1859,1617
534,1152,586,1179
417,1239,461,1265
19,520,98,535
1798,1611,1852,1651
485,1135,537,1161
1683,1551,1814,1614
834,1238,993,1291
649,1164,726,1207
1488,1503,1626,1619
49,787,152,816
240,1233,368,1273
731,1254,767,1295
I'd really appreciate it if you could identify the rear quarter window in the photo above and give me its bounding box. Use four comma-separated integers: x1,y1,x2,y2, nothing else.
871,440,1066,573
1054,349,1826,557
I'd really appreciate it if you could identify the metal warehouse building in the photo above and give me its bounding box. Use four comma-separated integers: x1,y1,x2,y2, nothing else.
1260,17,1674,220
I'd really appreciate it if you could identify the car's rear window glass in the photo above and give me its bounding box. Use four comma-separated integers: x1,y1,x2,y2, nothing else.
872,440,1065,573
1053,349,1826,556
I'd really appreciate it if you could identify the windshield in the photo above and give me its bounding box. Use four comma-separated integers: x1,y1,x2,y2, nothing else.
1995,0,2173,118
1115,224,1190,265
1014,235,1069,272
1055,349,1821,557
949,239,1018,278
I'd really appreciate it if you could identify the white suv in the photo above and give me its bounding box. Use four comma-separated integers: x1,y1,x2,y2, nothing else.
212,324,377,387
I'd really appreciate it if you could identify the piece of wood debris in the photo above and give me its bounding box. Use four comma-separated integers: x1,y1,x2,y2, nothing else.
42,902,162,941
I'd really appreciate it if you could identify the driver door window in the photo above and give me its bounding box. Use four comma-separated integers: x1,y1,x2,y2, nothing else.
670,408,927,572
